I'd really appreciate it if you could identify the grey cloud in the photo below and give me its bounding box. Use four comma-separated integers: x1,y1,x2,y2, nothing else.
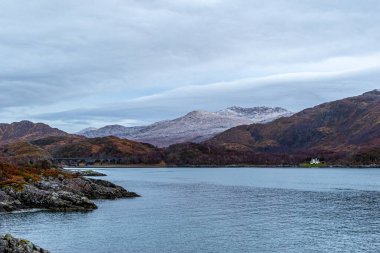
0,0,379,131
34,66,380,132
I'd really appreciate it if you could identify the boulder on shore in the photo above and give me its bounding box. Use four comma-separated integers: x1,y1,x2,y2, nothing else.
0,234,50,253
73,170,107,177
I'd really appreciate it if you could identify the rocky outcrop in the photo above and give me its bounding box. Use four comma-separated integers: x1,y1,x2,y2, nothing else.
73,170,107,177
0,190,23,212
0,234,50,253
0,175,139,213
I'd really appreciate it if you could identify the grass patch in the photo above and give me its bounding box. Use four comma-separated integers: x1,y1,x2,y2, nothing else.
299,162,327,168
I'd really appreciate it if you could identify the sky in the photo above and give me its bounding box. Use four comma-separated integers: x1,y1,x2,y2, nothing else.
0,0,379,132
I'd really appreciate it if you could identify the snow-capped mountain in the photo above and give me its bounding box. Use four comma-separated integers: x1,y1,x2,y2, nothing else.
76,125,145,138
216,106,293,123
75,127,98,136
77,106,293,147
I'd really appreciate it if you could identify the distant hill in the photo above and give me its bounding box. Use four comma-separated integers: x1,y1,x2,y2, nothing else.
215,106,291,122
77,106,292,147
165,90,380,166
0,120,68,145
0,121,164,166
80,125,144,139
30,135,163,165
76,127,98,135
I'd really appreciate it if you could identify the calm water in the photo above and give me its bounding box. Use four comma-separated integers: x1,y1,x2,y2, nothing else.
1,167,380,252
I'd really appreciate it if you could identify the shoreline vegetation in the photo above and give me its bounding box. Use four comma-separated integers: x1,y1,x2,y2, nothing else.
69,164,380,169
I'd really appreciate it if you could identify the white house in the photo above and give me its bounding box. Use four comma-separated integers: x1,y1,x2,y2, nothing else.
310,158,320,164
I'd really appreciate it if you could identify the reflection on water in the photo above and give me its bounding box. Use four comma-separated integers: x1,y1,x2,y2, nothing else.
1,167,380,252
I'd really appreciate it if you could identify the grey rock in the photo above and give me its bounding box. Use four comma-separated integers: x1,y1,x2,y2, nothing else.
0,234,50,253
0,190,22,212
73,170,107,177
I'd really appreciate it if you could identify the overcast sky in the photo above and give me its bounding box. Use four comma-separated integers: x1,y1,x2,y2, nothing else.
1,0,379,132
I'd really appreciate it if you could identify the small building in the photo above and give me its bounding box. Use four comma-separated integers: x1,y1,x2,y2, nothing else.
310,158,320,165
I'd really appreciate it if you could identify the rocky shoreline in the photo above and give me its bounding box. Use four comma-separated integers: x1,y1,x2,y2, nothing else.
0,169,139,213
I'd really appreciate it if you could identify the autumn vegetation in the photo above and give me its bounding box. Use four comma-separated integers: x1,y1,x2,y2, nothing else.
0,163,75,190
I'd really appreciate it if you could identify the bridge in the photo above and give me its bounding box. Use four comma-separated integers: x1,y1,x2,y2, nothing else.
53,157,124,166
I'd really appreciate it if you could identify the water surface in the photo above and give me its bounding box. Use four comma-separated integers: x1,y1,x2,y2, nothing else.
1,167,380,252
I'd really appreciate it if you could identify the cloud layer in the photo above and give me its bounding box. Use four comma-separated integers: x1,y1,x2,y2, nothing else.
0,0,379,131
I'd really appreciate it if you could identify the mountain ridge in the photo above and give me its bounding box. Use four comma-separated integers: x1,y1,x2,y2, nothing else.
2,91,380,166
0,120,69,145
165,90,380,166
77,106,293,147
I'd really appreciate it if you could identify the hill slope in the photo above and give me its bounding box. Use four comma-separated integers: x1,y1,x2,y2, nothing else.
0,120,68,145
31,136,164,165
0,141,52,167
166,90,380,166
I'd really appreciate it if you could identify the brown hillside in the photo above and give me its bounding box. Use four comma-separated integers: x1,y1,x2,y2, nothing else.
0,142,52,167
166,90,380,165
31,136,164,164
0,120,68,144
208,90,380,153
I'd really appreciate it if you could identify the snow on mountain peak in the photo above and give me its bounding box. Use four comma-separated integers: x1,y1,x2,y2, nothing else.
216,106,292,123
76,127,98,135
183,110,215,118
77,106,293,146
